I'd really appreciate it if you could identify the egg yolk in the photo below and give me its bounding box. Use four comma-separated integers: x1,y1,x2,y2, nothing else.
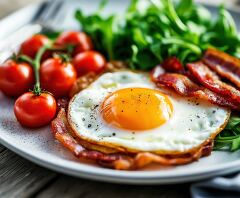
101,88,173,130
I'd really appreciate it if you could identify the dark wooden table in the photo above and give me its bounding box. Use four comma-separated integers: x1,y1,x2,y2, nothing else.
1,0,237,197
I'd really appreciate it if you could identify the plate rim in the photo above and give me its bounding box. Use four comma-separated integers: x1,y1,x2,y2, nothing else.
1,136,240,184
1,1,240,184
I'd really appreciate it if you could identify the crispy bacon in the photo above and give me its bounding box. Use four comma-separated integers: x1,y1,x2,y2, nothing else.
57,98,69,112
152,72,239,110
51,109,213,170
69,61,127,98
105,60,127,72
69,72,97,98
51,109,121,162
102,150,205,170
187,62,240,106
201,141,213,157
203,48,240,88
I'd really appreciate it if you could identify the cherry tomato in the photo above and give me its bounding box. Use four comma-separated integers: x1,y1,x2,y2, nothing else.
162,57,184,73
0,60,34,97
20,34,50,59
55,31,93,56
40,57,77,98
73,51,106,76
14,92,57,128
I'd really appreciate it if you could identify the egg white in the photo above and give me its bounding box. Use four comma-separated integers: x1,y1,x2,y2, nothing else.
68,71,230,154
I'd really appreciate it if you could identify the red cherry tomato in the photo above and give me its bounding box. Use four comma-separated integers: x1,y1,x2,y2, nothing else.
162,57,184,73
20,34,50,59
0,60,34,97
40,57,77,98
73,51,106,76
14,92,57,128
55,31,93,55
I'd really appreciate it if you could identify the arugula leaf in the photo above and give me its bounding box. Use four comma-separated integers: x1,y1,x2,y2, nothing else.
176,0,193,17
74,0,240,70
165,0,188,32
226,116,240,130
42,31,60,40
208,5,240,55
98,0,108,12
232,137,240,151
75,10,117,60
213,5,237,37
214,116,240,151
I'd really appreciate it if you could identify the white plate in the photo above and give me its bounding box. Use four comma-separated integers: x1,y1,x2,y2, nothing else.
1,0,240,184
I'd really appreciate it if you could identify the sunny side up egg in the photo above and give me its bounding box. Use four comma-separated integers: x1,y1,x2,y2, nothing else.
68,71,230,154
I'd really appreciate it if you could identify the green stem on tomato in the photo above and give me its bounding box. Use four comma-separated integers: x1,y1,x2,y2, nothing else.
32,45,49,95
18,55,34,65
18,44,52,96
53,53,71,63
18,39,71,96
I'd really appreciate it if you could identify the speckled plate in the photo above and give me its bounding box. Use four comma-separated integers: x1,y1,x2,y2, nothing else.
1,0,240,184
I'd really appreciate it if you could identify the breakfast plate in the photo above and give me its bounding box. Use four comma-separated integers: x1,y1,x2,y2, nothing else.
1,0,240,184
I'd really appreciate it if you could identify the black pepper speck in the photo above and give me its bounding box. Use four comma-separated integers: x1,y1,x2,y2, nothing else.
94,105,99,109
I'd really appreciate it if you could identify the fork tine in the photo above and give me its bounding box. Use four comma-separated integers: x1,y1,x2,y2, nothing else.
37,1,54,22
38,0,62,24
48,0,66,30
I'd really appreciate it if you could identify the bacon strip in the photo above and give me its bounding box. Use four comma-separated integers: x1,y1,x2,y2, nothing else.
69,72,97,98
51,109,213,170
152,72,239,110
57,98,69,112
51,109,121,162
187,62,240,106
69,61,127,98
203,48,240,88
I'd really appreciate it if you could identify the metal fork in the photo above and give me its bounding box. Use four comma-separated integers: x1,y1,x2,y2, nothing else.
0,0,66,63
37,0,66,32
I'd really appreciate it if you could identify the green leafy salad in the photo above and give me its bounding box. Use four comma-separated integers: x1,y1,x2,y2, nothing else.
74,0,240,151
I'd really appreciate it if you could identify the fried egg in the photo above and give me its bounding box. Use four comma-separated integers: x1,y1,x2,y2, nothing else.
68,71,230,154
